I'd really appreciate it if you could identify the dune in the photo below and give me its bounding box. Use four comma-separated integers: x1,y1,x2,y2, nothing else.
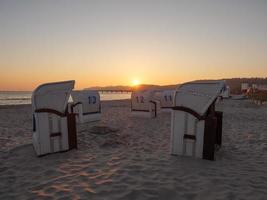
0,99,267,200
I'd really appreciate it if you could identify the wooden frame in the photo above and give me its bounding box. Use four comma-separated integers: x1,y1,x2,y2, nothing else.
35,107,77,153
172,102,223,161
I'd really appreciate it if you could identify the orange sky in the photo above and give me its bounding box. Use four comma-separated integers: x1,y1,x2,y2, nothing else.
0,1,266,91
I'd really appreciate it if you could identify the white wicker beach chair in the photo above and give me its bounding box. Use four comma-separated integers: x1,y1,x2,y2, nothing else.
32,80,77,156
131,90,157,118
71,90,101,123
171,81,225,160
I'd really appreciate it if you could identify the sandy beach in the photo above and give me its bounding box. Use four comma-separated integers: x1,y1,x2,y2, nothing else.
0,99,267,200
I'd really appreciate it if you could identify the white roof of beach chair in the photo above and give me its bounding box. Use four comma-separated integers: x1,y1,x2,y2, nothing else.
32,80,75,113
174,80,225,116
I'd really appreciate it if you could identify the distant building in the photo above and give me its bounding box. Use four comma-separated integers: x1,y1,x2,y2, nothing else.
245,83,267,93
258,84,267,91
252,84,258,90
241,83,249,93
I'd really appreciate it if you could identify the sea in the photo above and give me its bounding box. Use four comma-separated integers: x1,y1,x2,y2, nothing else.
0,91,131,105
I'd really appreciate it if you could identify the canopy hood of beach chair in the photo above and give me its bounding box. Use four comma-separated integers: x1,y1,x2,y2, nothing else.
174,80,225,116
71,90,99,102
32,80,75,113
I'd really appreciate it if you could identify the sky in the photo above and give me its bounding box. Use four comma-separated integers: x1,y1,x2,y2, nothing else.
0,0,266,90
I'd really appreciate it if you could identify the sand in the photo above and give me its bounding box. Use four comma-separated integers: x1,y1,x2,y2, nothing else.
0,99,267,200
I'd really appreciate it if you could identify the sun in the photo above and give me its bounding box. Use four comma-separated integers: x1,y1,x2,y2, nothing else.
132,79,140,86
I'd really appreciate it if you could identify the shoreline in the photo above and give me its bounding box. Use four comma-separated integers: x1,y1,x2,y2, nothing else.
0,99,131,108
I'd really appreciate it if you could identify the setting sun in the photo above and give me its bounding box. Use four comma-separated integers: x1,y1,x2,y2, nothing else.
132,79,141,86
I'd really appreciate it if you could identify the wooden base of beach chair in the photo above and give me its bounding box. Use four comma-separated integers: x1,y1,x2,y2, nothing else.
171,107,223,161
131,100,157,118
32,110,78,156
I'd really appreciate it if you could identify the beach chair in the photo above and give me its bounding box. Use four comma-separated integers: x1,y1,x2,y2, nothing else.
221,86,230,99
71,90,101,123
131,90,157,118
32,80,77,156
159,90,175,112
171,81,225,160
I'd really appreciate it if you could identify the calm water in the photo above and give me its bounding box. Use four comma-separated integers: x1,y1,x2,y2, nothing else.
0,91,131,105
